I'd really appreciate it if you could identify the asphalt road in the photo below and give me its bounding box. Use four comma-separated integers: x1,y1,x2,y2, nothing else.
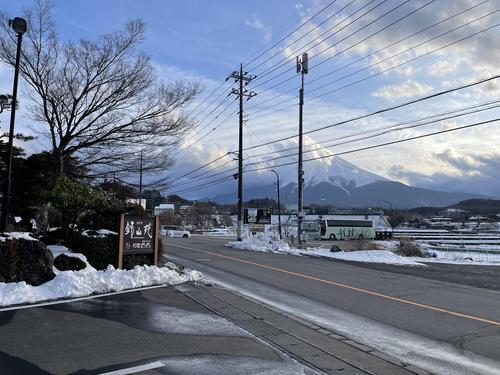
0,286,313,374
164,236,500,373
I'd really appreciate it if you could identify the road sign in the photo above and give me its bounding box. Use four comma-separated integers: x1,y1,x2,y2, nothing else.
118,214,159,268
250,224,265,233
244,208,272,224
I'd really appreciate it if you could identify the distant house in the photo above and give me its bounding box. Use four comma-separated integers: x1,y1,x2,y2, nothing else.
179,205,191,214
154,203,175,216
126,198,146,210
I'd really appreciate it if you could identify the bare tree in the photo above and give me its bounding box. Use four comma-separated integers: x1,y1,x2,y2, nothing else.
0,1,199,179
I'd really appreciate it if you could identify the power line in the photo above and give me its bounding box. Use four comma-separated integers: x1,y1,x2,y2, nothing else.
246,24,500,123
252,0,489,99
244,0,337,68
249,98,500,159
252,0,395,85
246,7,497,118
162,117,500,195
160,95,500,194
249,0,359,73
245,101,500,167
246,117,500,173
243,73,500,151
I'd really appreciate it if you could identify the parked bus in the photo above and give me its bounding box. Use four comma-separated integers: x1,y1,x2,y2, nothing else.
319,219,375,240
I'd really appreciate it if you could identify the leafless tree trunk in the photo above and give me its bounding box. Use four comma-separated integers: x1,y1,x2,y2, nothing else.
0,0,199,181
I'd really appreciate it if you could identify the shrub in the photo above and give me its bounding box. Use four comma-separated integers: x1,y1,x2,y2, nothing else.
39,227,66,245
54,254,87,271
396,239,424,257
67,231,118,270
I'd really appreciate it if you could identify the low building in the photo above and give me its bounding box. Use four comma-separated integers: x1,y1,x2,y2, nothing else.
154,203,175,216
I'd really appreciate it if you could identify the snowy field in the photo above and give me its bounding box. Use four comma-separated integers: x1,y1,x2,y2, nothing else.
225,234,500,266
0,237,202,307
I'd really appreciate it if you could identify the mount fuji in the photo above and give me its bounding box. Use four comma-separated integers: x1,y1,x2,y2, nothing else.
202,157,487,208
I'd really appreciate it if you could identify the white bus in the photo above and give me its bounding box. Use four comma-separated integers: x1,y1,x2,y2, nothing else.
319,219,375,240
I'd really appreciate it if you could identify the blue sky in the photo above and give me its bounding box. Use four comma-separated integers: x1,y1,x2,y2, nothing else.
1,0,500,198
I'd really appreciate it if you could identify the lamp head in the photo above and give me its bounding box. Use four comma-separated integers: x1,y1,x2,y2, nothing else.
9,17,27,34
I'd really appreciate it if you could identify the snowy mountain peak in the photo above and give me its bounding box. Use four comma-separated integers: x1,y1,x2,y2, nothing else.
306,156,387,190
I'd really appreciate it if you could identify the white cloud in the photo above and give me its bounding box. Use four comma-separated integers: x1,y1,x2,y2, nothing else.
245,15,272,43
372,79,434,101
427,60,458,76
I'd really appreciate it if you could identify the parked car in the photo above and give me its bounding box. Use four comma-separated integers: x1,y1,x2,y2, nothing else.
161,225,191,238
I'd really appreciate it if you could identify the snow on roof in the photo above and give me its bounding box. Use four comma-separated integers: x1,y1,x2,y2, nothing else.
0,232,37,242
156,203,174,209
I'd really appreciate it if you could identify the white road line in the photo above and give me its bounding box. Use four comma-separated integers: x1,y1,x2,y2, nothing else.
98,361,164,374
0,284,167,312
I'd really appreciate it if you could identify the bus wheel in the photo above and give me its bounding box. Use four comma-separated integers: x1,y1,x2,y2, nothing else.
329,234,336,241
358,234,365,240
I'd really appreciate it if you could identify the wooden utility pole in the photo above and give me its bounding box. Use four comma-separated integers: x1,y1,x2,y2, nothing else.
229,64,256,241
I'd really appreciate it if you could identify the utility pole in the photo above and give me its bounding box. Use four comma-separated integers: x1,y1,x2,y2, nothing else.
296,53,308,246
229,64,256,241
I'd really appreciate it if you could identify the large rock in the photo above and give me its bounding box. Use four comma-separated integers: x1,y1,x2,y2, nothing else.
0,238,55,286
54,254,87,271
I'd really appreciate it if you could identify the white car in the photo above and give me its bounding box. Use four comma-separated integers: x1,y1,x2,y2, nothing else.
161,225,191,238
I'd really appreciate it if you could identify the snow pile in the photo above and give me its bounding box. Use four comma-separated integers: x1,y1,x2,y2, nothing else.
307,249,424,266
225,234,423,266
417,249,500,266
0,232,37,241
0,264,202,307
81,229,117,238
47,245,96,274
376,241,500,265
226,233,295,253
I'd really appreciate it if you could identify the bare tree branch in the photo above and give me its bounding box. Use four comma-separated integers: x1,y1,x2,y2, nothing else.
0,0,199,180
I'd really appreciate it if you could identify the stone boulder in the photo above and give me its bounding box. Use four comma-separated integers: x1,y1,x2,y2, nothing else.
0,237,55,286
54,254,87,271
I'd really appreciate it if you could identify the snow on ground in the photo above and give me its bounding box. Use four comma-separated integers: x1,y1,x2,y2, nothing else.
159,355,318,375
307,249,424,266
226,234,500,266
0,238,202,307
226,233,300,254
147,305,252,337
414,249,500,266
226,234,423,266
0,232,37,241
0,264,202,307
81,228,117,238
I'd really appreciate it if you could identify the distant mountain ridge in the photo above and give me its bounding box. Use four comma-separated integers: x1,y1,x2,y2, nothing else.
203,157,488,208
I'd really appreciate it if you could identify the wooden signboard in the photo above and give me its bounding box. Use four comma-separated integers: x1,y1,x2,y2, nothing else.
250,223,265,234
118,214,160,269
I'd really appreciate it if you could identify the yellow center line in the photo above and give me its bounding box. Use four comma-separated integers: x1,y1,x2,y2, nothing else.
169,242,500,327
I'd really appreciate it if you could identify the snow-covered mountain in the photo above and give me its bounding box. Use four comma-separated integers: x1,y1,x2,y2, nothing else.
305,157,388,193
202,156,487,208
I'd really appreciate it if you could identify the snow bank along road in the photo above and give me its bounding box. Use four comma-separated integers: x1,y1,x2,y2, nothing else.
165,236,500,375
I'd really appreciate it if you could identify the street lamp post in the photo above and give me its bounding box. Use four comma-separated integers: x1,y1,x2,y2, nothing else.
270,169,282,240
1,17,27,232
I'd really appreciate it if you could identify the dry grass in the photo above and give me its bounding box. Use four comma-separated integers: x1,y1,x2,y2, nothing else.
396,239,424,257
